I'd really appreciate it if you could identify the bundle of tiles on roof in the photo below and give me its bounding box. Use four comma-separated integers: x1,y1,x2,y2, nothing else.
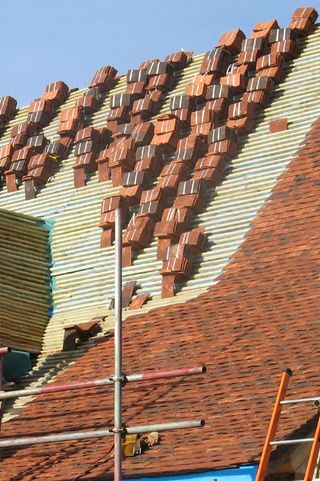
97,5,318,297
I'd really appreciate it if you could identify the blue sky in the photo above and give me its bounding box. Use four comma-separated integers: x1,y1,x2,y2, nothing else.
0,0,318,106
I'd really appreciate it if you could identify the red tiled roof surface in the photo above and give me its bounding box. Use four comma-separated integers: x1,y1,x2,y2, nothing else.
1,116,320,480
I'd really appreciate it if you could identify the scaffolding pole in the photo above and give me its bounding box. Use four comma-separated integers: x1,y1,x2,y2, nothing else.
0,348,10,436
0,420,204,448
114,208,123,481
0,366,206,400
0,348,10,356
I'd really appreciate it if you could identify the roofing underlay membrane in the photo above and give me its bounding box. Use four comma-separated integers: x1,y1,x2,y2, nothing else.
0,6,320,481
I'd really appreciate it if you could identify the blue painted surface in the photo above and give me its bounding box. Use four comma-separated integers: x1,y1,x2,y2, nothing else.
105,465,258,481
3,351,32,381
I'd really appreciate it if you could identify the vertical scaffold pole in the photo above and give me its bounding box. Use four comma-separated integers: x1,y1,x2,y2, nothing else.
0,348,10,436
0,353,3,436
114,208,123,481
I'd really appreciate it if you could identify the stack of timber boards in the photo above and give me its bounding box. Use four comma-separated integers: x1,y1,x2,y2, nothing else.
0,209,51,352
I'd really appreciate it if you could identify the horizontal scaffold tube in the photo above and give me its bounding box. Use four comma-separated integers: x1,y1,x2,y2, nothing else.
0,347,11,356
0,420,205,448
0,366,206,400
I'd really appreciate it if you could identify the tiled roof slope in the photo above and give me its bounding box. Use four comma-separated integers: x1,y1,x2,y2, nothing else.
1,116,320,480
0,20,319,356
0,8,317,432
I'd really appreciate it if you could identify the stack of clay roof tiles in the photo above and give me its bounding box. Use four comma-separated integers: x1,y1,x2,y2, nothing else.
0,5,320,480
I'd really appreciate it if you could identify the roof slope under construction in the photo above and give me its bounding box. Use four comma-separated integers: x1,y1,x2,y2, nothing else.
0,13,318,357
1,113,320,479
0,5,320,481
